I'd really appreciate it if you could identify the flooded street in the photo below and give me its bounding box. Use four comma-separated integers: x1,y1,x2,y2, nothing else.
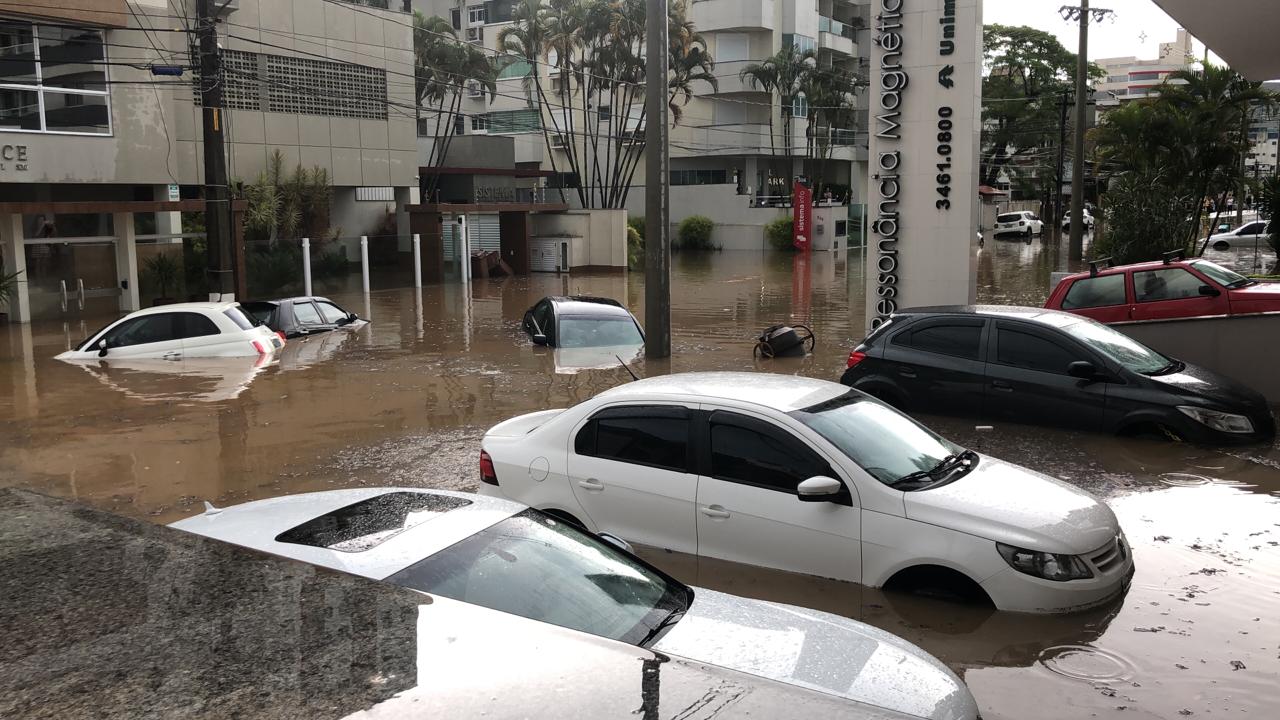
2,238,1278,719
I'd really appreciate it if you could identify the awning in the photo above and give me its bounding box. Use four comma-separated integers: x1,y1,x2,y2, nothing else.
1151,0,1280,80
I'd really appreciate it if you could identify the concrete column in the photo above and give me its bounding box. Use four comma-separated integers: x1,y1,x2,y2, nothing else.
113,212,140,312
154,185,182,239
395,186,416,252
744,157,759,199
1,212,30,323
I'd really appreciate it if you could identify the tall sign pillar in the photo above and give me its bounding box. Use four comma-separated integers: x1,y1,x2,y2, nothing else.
865,0,981,330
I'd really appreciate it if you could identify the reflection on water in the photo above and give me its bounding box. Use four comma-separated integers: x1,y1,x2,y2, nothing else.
3,247,1279,720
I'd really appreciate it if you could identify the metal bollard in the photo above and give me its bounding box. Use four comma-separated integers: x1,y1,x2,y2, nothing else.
301,237,312,296
360,235,370,294
412,233,422,288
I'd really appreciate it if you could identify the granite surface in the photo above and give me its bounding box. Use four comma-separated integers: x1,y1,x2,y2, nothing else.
0,489,908,719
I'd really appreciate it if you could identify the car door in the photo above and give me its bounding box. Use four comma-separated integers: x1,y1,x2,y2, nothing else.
100,312,184,359
984,321,1108,430
565,404,698,554
291,300,334,335
315,299,353,326
1129,266,1231,320
694,409,861,583
1236,221,1267,246
879,318,987,416
1056,272,1130,323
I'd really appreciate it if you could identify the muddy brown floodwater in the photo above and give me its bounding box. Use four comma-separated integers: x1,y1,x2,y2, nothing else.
2,240,1278,719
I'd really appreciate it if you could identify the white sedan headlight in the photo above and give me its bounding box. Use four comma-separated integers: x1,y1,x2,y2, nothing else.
996,543,1093,582
1177,406,1255,434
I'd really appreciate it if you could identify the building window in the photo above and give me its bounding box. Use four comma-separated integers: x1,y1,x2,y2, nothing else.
454,114,466,135
194,50,388,121
0,21,110,135
487,109,541,134
782,34,816,54
670,169,728,186
497,59,532,80
468,5,488,25
471,114,490,132
791,94,809,118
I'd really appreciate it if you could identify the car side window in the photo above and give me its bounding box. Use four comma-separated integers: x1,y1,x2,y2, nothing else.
103,314,179,348
294,301,325,325
891,321,983,360
316,301,348,324
1133,268,1205,303
1061,274,1126,310
178,313,220,339
708,412,834,493
995,327,1079,375
574,406,689,473
533,302,553,335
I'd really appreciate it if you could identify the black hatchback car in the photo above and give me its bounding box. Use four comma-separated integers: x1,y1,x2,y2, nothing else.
243,296,360,339
522,296,644,348
841,306,1275,445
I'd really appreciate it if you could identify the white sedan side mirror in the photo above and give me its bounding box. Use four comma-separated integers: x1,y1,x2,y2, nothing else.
797,476,843,502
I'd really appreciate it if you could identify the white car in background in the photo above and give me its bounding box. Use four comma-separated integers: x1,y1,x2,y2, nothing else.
55,302,283,361
994,211,1043,239
1060,208,1096,231
1206,219,1270,251
480,372,1133,614
171,487,979,720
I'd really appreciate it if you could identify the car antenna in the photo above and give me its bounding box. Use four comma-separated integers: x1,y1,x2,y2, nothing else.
202,501,223,515
616,354,640,382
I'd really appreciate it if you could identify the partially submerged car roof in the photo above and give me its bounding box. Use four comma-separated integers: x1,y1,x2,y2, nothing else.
7,488,914,720
547,296,634,317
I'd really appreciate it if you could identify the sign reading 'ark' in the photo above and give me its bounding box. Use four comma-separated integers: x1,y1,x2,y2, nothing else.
865,0,981,330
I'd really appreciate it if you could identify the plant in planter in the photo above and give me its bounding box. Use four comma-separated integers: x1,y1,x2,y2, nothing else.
143,253,181,306
1,258,21,323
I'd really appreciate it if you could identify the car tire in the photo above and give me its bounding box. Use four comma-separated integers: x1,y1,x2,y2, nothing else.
1212,241,1230,251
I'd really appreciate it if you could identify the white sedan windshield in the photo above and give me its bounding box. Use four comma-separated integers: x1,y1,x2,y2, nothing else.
792,393,963,487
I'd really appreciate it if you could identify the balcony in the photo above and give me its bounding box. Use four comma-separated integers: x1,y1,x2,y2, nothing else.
818,17,856,57
689,0,774,32
707,60,773,95
676,123,774,157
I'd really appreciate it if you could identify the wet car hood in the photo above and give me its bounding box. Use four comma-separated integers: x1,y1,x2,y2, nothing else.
903,457,1118,555
654,588,978,720
1227,283,1280,302
1146,361,1268,411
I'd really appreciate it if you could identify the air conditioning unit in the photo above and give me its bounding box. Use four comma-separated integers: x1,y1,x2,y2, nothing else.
551,133,568,149
466,27,483,44
467,81,484,98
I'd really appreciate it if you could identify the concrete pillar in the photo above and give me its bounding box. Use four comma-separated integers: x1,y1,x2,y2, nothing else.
1,212,30,323
154,185,182,239
113,212,140,312
744,157,759,201
395,186,416,252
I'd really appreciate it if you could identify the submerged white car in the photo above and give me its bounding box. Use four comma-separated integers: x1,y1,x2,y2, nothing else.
994,211,1043,238
1205,219,1269,251
480,372,1133,614
171,488,978,720
56,302,283,361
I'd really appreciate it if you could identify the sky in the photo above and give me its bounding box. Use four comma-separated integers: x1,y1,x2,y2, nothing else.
983,0,1223,64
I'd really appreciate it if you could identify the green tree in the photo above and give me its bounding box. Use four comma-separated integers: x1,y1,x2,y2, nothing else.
415,11,497,199
802,67,860,200
740,45,816,185
981,25,1099,218
1258,175,1280,265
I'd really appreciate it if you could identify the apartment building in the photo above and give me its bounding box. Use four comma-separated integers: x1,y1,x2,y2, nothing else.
1246,81,1280,178
1,0,417,323
1095,29,1194,109
414,0,867,250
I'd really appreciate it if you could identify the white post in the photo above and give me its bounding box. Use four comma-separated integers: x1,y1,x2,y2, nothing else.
458,215,470,285
412,233,422,288
360,235,370,294
301,237,312,296
112,212,140,312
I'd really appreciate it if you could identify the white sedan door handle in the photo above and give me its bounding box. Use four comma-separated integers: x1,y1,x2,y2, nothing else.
701,505,731,519
577,479,605,492
162,352,182,361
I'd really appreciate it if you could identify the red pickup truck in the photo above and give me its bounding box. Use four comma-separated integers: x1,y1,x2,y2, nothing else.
1045,253,1280,323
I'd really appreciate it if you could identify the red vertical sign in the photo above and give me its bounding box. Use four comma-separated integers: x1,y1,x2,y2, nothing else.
793,182,813,251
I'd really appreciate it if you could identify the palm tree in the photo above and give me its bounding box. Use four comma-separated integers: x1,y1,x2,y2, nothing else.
667,2,717,125
497,0,569,202
741,45,816,188
801,67,859,199
1156,64,1276,251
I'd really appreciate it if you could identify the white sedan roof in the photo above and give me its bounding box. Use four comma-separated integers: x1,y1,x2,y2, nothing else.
170,487,526,581
597,372,847,413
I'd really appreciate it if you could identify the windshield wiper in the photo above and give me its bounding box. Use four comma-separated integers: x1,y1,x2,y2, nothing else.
891,451,976,489
1143,360,1183,376
638,609,684,648
1225,279,1256,289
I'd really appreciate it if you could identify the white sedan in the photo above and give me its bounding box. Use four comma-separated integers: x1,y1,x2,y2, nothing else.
480,372,1133,614
55,302,283,361
172,488,978,720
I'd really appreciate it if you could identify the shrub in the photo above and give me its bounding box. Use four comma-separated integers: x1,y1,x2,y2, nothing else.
627,226,644,271
1258,175,1280,257
142,253,181,299
1092,170,1195,264
627,215,645,242
676,215,716,251
765,216,794,251
247,242,303,296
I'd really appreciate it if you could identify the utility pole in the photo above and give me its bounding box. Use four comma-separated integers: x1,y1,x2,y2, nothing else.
1060,2,1113,261
644,0,670,359
197,0,235,301
1054,91,1069,241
